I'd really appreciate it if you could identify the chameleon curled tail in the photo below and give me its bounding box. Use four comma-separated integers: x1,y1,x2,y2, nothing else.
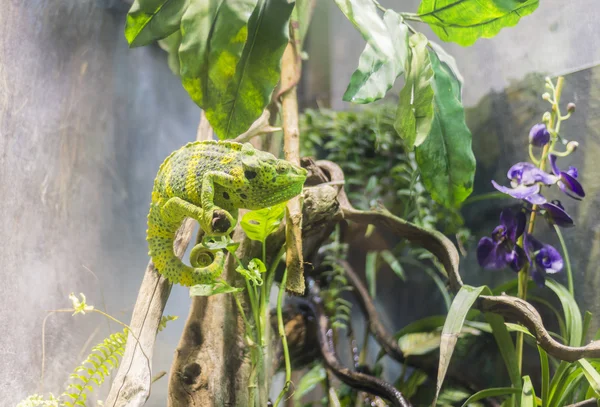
146,200,225,287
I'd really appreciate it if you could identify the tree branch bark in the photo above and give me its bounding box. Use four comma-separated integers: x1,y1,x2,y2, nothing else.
105,112,213,407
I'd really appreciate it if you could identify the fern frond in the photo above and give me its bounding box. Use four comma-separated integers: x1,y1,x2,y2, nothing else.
158,315,178,332
60,329,127,406
16,394,59,407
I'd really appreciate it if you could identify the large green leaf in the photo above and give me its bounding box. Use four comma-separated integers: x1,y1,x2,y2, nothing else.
434,285,485,405
415,49,475,208
158,30,182,76
394,33,434,148
343,11,409,103
417,0,540,46
125,0,188,47
178,0,222,107
206,0,294,138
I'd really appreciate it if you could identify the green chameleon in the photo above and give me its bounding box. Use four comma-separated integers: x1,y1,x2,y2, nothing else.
147,140,307,286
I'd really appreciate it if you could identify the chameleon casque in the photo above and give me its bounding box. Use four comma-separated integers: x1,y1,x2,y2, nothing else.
147,140,307,286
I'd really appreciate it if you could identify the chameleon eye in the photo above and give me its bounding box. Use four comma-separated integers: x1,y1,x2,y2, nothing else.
276,162,287,174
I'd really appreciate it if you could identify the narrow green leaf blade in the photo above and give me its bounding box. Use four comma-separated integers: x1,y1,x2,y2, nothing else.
417,0,540,46
380,249,406,281
484,311,521,389
208,0,294,139
460,387,520,407
125,0,188,47
546,280,582,347
433,285,485,405
521,376,536,407
538,345,549,407
395,33,434,148
365,251,378,298
343,11,409,103
578,359,600,397
293,363,327,401
415,49,475,208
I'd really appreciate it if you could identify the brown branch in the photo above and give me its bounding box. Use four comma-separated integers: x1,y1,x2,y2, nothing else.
306,278,412,407
315,160,600,364
340,259,496,403
105,112,212,407
281,40,305,294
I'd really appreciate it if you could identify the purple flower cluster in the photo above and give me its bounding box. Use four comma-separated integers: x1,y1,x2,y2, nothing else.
477,123,584,287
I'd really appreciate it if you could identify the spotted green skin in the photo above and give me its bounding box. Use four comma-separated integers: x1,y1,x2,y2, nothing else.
147,140,307,286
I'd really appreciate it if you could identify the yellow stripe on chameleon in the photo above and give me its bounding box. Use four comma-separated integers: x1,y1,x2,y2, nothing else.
220,153,236,165
163,160,174,196
230,166,243,179
186,153,202,202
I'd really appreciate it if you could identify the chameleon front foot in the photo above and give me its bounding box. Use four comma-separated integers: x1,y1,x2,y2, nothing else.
209,208,235,235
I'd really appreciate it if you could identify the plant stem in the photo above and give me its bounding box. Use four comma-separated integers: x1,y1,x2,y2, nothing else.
516,76,565,374
554,225,574,296
274,268,292,407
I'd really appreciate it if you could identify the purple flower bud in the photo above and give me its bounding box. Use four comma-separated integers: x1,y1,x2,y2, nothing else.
529,123,550,147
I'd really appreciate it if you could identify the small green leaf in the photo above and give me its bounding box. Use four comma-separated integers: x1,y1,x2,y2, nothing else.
158,315,178,332
365,251,378,298
293,363,327,401
460,387,520,407
236,258,266,285
343,11,409,103
417,0,540,46
241,202,287,242
521,376,536,407
189,281,244,296
434,285,485,405
578,359,600,397
398,332,441,356
395,33,434,148
125,0,188,47
415,49,475,208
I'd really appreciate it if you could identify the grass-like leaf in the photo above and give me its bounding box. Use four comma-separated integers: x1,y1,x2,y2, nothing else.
433,285,485,405
521,376,536,406
546,280,582,347
460,387,520,407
